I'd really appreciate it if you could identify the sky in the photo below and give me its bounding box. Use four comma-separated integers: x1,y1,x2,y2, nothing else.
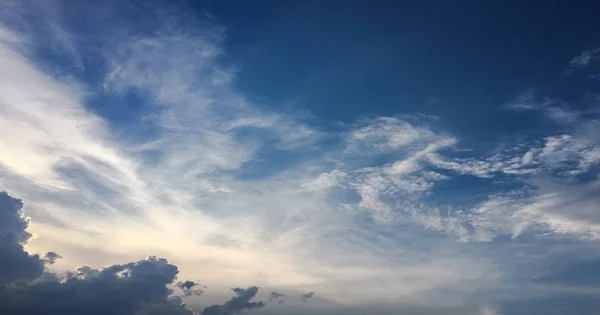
1,0,600,314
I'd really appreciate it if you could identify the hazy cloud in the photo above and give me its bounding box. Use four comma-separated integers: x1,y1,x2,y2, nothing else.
300,292,315,303
569,47,600,68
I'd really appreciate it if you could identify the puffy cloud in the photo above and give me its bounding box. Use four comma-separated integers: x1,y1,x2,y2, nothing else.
0,255,196,315
202,286,265,315
74,265,101,279
43,251,62,265
0,192,31,244
0,192,45,285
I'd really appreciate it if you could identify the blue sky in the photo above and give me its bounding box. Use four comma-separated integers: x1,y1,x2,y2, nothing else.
1,1,600,314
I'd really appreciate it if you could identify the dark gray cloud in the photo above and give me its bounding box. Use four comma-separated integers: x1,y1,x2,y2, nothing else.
202,286,265,315
0,255,195,315
268,291,286,303
43,251,62,265
0,192,45,285
300,292,315,303
177,280,205,296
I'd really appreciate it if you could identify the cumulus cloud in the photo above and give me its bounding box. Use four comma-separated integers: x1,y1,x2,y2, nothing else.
43,251,62,265
0,255,196,315
0,192,45,285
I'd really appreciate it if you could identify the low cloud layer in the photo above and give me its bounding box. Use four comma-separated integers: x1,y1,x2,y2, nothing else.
0,256,195,315
0,191,191,314
0,191,275,315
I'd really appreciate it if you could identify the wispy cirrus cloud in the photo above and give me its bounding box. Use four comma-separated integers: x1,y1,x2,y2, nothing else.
569,47,600,69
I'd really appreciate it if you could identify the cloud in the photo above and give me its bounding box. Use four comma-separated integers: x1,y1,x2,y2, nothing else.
505,89,542,111
43,251,62,264
0,192,45,285
202,286,265,315
0,255,197,315
332,94,600,243
300,292,315,303
268,291,286,303
505,90,579,125
569,47,600,68
0,191,194,314
0,1,328,292
177,280,205,297
345,117,444,154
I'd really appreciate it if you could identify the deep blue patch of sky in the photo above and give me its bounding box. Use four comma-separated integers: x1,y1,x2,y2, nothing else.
198,0,600,145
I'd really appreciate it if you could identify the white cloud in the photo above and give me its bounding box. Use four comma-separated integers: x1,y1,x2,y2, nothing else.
301,170,347,191
505,90,581,125
345,117,444,154
569,47,600,68
0,4,496,307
